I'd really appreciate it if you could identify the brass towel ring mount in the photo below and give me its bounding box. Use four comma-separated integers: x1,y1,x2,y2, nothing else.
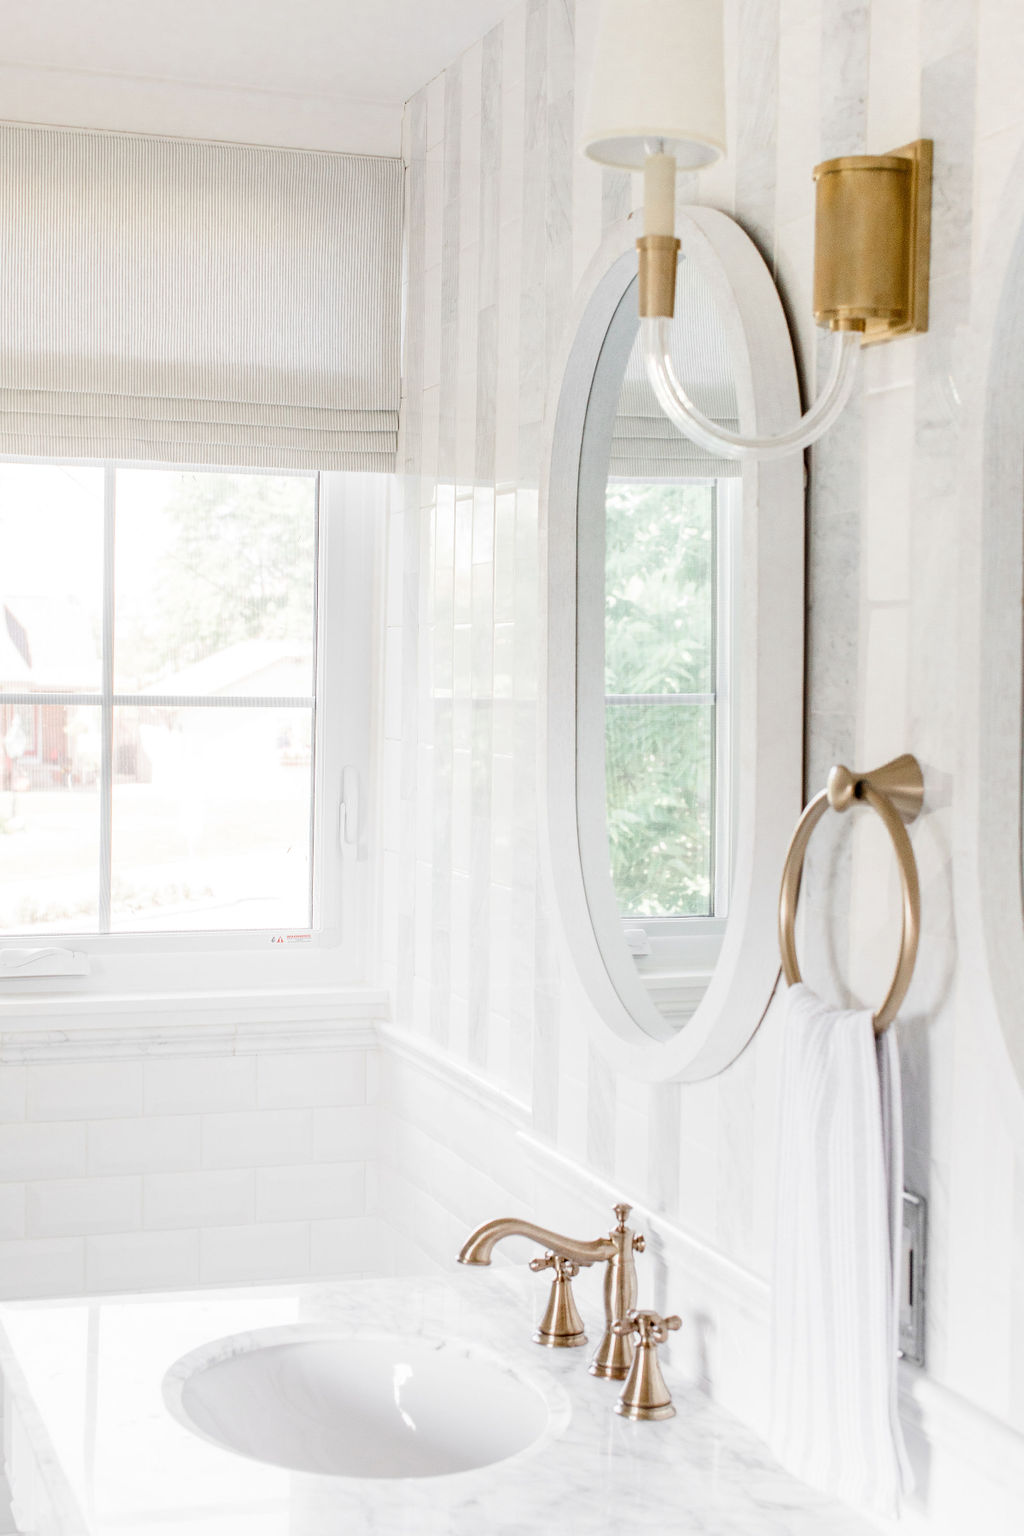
778,754,923,1035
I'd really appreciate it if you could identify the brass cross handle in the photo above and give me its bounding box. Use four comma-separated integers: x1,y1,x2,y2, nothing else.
612,1307,681,1344
529,1251,579,1279
529,1252,587,1349
612,1308,682,1421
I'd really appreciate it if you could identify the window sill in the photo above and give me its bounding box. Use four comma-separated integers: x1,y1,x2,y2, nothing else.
0,986,390,1061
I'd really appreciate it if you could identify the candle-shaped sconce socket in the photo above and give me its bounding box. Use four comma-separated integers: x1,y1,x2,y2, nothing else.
638,154,680,320
643,152,677,237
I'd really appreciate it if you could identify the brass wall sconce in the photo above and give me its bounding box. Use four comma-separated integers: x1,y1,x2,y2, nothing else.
581,0,933,461
812,140,932,343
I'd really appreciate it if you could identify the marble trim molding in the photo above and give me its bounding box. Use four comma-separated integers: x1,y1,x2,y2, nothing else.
0,988,387,1062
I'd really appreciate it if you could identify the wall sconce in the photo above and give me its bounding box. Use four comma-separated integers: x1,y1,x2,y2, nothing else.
581,0,932,461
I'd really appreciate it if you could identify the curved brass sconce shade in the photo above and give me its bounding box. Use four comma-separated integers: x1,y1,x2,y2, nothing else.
812,139,932,343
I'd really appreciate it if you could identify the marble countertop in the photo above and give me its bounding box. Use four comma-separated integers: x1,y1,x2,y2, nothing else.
0,1271,878,1536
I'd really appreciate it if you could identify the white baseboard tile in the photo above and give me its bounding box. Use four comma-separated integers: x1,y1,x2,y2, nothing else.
864,1366,1024,1536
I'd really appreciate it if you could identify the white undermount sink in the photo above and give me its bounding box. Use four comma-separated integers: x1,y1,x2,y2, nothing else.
162,1325,552,1479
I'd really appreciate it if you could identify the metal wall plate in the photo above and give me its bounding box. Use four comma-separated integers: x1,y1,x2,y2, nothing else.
899,1189,926,1367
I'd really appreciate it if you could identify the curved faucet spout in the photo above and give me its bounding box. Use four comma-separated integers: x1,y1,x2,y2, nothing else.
458,1204,646,1381
459,1217,615,1269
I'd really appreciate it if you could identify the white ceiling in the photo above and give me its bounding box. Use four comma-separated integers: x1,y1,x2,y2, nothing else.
0,0,522,154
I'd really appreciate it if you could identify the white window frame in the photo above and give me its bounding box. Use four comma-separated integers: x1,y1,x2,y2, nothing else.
0,462,383,1004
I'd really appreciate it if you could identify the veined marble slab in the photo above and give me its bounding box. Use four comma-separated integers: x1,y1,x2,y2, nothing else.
0,1272,877,1535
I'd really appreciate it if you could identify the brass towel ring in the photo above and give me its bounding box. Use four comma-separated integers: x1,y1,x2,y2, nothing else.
778,754,924,1035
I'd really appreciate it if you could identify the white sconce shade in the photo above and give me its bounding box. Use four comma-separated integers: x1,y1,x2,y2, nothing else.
581,0,726,171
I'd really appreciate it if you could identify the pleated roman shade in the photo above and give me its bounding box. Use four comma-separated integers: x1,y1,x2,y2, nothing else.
0,123,403,470
611,258,740,480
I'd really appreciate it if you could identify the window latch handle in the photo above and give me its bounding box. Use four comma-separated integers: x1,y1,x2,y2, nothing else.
340,765,360,861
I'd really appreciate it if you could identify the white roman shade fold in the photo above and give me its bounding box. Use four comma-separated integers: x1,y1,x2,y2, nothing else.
0,123,403,470
611,259,740,480
610,376,739,479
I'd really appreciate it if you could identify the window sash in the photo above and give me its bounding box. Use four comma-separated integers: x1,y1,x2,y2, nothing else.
0,461,320,937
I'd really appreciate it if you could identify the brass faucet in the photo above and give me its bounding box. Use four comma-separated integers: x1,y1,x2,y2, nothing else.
458,1202,646,1379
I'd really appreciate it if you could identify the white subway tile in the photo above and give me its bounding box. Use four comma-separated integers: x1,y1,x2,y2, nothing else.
85,1230,199,1293
310,1217,394,1277
89,1117,200,1176
143,1056,257,1115
143,1169,254,1230
0,1236,84,1298
199,1221,310,1284
312,1106,380,1163
255,1052,366,1110
26,1177,141,1238
255,1163,364,1223
26,1061,143,1122
0,1185,24,1239
0,1122,87,1183
365,1050,382,1107
0,1064,26,1121
202,1109,311,1169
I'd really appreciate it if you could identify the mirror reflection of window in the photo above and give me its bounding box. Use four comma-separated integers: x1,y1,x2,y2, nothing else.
604,478,717,920
602,263,738,997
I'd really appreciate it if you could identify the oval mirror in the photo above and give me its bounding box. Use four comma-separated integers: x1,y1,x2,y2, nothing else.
544,209,804,1081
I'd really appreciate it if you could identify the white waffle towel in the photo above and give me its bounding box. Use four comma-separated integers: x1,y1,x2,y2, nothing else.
769,982,914,1516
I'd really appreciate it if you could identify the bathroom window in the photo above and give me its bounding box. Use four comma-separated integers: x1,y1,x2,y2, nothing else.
0,460,377,983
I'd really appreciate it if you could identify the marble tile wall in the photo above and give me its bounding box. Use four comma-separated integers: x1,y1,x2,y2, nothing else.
381,0,1024,1513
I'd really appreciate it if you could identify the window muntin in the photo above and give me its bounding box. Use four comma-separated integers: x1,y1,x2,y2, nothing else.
0,462,318,937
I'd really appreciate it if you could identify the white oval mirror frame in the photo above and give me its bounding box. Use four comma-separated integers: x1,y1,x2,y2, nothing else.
542,208,804,1082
